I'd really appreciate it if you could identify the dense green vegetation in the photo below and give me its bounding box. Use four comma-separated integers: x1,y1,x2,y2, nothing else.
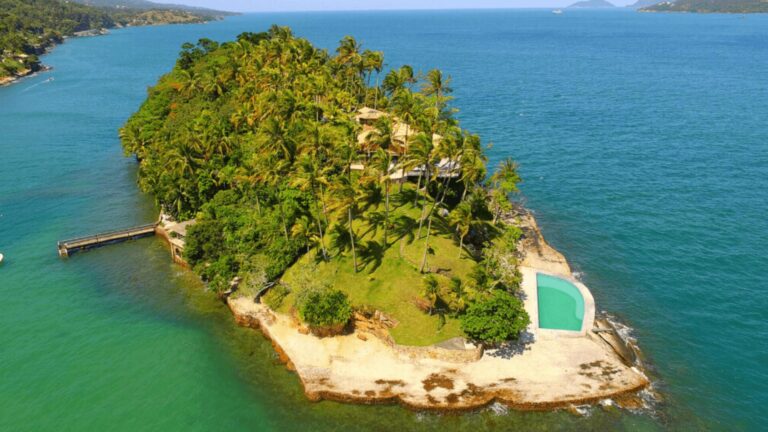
461,291,530,345
73,0,230,14
122,26,530,346
642,0,768,13
299,289,353,333
0,0,219,81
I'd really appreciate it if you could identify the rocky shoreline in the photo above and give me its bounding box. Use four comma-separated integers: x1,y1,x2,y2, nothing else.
0,29,105,88
218,208,652,412
0,65,52,88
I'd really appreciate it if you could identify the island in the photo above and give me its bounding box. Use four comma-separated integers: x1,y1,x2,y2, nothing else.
626,0,666,8
642,0,768,13
568,0,616,8
121,26,651,411
0,0,229,87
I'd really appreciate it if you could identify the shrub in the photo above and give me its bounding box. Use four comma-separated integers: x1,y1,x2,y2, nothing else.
197,255,238,291
298,289,353,330
460,290,530,345
185,219,225,265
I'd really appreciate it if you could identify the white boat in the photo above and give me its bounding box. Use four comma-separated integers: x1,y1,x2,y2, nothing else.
0,253,4,264
552,9,563,14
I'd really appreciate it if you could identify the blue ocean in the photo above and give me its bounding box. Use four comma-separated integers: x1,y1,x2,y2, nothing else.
1,9,766,431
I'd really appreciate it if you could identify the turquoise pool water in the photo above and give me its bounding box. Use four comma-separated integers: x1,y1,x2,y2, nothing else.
537,274,585,331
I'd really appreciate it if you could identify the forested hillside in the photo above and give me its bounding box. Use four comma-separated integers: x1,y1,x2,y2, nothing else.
0,0,220,83
642,0,768,13
121,26,530,345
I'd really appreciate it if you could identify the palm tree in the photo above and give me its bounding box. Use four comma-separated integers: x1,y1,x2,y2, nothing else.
368,116,394,152
335,36,364,102
362,49,384,104
407,133,437,236
448,276,467,314
391,89,420,154
422,274,439,315
291,215,318,254
419,200,442,273
449,202,473,258
201,70,224,98
383,65,415,97
490,158,521,223
421,69,453,120
370,149,393,244
299,122,336,226
176,69,200,97
260,158,292,241
292,154,329,260
330,175,359,273
433,128,463,204
456,132,485,200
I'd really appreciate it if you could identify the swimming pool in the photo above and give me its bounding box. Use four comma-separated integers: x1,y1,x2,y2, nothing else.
536,273,585,332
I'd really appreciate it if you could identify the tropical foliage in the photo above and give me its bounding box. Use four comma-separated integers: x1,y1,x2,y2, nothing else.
299,289,353,330
122,26,528,344
460,290,530,345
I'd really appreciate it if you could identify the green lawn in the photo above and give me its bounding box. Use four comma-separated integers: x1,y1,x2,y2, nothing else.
277,184,478,346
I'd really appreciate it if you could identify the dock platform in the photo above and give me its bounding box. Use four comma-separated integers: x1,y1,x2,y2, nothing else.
57,223,158,257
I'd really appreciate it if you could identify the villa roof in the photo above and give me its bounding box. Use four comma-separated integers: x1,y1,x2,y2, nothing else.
355,107,386,122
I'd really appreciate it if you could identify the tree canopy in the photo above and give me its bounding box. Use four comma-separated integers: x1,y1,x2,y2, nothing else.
122,26,528,344
460,290,530,345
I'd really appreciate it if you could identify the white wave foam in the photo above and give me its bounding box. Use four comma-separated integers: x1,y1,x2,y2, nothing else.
488,401,508,416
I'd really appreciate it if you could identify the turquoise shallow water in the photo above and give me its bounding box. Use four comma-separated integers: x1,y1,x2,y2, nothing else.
537,274,585,331
1,10,767,431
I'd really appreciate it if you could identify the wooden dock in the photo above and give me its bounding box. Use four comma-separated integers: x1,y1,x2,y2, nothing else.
57,223,158,257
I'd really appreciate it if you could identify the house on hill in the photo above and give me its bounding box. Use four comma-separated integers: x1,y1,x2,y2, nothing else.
352,107,459,180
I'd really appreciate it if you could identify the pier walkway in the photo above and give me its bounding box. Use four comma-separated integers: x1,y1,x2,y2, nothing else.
57,223,157,257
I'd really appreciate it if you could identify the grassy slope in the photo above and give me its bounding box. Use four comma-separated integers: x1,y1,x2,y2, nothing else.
278,184,479,346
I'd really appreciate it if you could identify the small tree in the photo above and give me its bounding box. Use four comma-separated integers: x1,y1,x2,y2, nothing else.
299,289,353,334
449,201,473,257
448,276,468,314
461,291,530,345
422,274,440,315
239,255,269,298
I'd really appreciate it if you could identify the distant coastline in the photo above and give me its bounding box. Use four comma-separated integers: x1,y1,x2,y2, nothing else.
0,20,209,88
640,0,768,14
1,2,229,88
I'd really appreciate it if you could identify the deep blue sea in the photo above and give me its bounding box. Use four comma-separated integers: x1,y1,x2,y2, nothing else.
1,9,766,431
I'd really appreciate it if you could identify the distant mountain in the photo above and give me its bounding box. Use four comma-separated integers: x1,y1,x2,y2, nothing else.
72,0,235,15
568,0,616,8
641,0,768,13
626,0,666,8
